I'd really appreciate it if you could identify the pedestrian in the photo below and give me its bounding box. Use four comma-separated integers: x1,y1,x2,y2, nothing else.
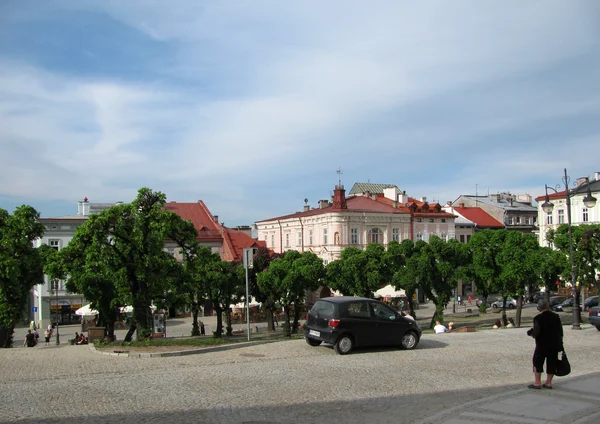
457,295,462,306
433,321,447,334
467,295,472,305
273,314,279,327
492,319,502,329
44,329,51,345
23,330,37,348
200,321,205,336
506,317,515,328
526,299,563,389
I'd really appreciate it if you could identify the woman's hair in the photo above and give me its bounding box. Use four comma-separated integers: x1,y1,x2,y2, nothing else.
508,317,514,323
494,319,501,326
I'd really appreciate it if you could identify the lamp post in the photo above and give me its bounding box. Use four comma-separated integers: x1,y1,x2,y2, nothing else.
541,168,597,329
53,280,60,345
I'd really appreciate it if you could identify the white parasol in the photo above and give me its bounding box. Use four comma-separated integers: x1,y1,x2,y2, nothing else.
374,285,406,299
75,304,99,316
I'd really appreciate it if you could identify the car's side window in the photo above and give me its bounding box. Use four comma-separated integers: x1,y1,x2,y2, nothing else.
345,302,371,319
370,302,396,320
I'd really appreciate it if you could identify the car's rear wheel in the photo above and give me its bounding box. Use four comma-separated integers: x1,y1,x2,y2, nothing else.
334,335,354,355
305,337,321,347
401,331,418,350
595,325,600,332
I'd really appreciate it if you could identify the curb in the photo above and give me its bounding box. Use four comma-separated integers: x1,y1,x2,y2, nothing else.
89,339,281,358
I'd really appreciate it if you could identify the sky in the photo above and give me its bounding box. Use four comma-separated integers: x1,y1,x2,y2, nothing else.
1,1,599,226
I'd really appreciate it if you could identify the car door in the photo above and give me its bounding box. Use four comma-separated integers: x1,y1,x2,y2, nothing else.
369,301,407,347
340,300,374,347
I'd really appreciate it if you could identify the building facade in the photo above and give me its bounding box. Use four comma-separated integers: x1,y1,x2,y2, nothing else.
442,203,505,243
535,172,600,247
452,192,537,233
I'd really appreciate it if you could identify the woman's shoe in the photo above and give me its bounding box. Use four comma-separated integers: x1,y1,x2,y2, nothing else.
527,384,541,389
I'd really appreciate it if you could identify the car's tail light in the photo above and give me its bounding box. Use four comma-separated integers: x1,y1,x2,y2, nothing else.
328,319,340,328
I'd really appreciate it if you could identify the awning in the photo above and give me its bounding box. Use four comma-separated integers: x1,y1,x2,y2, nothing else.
374,285,406,298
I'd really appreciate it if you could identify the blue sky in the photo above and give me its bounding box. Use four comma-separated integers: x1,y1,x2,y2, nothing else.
1,1,599,226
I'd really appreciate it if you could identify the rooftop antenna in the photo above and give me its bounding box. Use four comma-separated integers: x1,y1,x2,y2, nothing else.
336,167,343,186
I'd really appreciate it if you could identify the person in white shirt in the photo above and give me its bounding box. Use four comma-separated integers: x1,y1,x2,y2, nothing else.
433,320,447,334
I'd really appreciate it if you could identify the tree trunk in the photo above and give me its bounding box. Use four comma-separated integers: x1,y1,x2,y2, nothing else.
266,309,275,331
515,296,523,328
0,325,14,348
133,294,153,340
225,309,233,336
191,300,200,336
283,307,291,337
291,306,300,334
214,306,223,338
124,324,136,342
407,289,416,319
429,301,444,328
574,287,582,323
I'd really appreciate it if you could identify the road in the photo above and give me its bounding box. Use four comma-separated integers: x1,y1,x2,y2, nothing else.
2,321,599,423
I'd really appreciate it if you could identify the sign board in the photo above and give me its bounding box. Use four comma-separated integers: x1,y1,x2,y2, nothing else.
32,306,38,313
243,247,258,269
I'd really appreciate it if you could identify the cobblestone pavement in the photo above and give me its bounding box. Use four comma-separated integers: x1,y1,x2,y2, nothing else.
1,325,599,424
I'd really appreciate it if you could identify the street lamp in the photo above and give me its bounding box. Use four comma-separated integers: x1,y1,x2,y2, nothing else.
541,168,597,329
52,279,60,345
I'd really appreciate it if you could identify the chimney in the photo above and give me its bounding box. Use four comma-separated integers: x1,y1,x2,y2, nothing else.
393,200,398,208
332,185,347,210
420,197,427,203
303,205,310,212
594,171,600,181
398,191,408,204
319,200,329,209
81,197,90,216
371,193,377,200
459,203,465,208
213,215,219,222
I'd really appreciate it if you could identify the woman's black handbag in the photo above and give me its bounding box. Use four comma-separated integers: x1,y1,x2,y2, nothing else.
555,351,571,377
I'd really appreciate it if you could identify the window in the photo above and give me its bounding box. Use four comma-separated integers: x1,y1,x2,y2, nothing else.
525,217,531,225
309,230,313,245
441,233,448,242
583,208,589,222
515,216,521,225
466,235,472,242
323,228,328,244
285,233,290,247
416,233,423,241
345,302,370,319
368,228,382,244
558,209,565,224
392,228,400,242
49,240,60,250
546,212,553,225
167,247,175,256
507,217,513,225
441,219,446,223
350,228,359,244
297,232,302,246
460,234,465,243
270,234,275,248
371,302,396,320
429,219,434,223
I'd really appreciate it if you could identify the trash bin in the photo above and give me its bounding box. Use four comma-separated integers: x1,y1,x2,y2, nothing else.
88,327,105,343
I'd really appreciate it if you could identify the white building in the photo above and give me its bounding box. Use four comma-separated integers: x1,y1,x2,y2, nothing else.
32,198,116,326
536,172,600,247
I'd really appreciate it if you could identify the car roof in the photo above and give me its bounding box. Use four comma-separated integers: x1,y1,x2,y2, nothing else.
314,296,374,304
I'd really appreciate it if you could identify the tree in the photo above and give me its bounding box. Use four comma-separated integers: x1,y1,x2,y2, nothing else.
389,239,420,317
548,223,600,323
247,247,283,331
258,251,324,336
0,206,46,348
419,237,470,327
325,244,390,298
534,247,566,303
205,260,244,337
57,188,198,340
468,230,507,308
496,231,539,327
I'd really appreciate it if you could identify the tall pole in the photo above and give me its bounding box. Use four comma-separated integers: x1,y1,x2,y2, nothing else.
55,284,60,345
564,169,581,329
244,249,251,342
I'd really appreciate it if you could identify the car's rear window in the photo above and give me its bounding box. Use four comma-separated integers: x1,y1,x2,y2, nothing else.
310,301,335,317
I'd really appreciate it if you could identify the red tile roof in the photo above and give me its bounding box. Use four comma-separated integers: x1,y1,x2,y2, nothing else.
453,207,504,228
534,191,567,202
222,228,267,263
164,201,224,241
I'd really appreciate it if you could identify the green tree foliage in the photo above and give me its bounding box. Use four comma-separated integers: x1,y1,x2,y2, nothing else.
548,223,600,322
258,251,324,336
325,244,390,298
53,188,198,340
181,246,215,336
204,260,244,337
247,247,283,330
468,229,507,307
0,206,46,348
496,231,539,326
389,239,421,317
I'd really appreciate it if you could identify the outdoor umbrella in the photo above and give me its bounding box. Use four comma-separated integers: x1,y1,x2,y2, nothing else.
75,304,99,316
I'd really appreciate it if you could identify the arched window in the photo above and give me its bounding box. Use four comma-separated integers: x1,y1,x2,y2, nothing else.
334,232,341,245
368,228,382,244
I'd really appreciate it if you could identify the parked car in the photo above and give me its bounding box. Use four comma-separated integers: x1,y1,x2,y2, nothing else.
304,296,422,355
551,297,573,312
490,298,517,309
583,296,599,311
588,304,600,331
549,296,568,308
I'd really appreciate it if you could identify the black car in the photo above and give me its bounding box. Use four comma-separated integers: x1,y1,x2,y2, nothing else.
304,296,422,355
549,296,568,308
584,296,599,311
551,297,573,312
